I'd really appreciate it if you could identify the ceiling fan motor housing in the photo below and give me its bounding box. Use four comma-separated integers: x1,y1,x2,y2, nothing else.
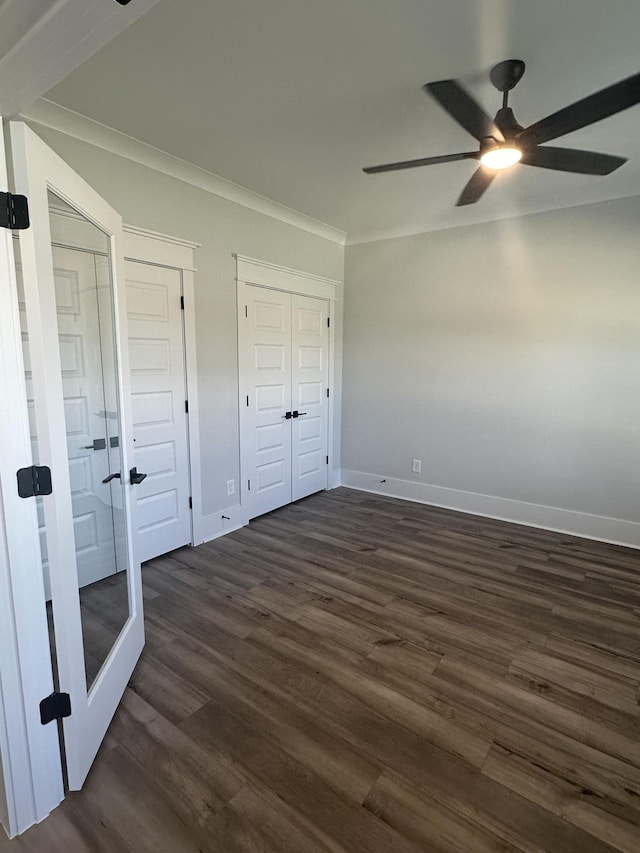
490,59,526,93
494,107,524,140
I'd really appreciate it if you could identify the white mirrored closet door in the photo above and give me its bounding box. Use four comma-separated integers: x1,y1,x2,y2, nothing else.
10,121,144,790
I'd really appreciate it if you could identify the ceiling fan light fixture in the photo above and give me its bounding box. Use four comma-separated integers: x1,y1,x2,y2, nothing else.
480,145,522,170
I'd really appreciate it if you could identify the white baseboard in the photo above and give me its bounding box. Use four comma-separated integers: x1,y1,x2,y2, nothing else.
197,503,245,544
339,469,640,550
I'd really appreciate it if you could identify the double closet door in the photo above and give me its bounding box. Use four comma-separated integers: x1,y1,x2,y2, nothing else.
239,283,330,520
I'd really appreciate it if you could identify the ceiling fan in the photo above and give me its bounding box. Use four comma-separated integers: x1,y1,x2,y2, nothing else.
363,60,640,206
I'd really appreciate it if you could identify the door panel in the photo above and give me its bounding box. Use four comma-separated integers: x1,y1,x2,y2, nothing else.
10,121,143,790
239,284,292,518
291,294,329,501
126,261,191,561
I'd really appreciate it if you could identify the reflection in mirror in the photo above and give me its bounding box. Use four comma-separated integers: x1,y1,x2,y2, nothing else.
44,190,131,689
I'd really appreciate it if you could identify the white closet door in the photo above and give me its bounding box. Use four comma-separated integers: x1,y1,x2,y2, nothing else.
239,284,330,520
239,284,292,518
126,261,191,561
291,294,329,501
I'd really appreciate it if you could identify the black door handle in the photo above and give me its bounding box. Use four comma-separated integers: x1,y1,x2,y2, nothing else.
292,411,307,418
85,438,106,450
102,472,121,484
130,467,147,485
283,411,292,419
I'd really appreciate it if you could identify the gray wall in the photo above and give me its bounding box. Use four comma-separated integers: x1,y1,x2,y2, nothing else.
30,125,344,518
342,196,640,523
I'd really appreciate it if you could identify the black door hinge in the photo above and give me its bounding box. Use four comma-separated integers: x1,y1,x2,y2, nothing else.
180,295,185,310
185,400,189,413
326,455,329,464
0,192,30,230
17,465,52,498
326,388,330,398
40,691,71,725
189,496,193,509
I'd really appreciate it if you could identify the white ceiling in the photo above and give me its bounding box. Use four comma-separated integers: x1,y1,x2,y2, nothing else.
42,0,640,243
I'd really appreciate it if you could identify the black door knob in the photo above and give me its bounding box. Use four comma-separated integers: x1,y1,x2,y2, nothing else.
85,438,107,450
130,467,147,485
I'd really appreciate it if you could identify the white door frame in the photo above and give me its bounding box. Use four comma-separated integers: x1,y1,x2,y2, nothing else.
235,255,342,525
123,226,204,547
0,124,64,838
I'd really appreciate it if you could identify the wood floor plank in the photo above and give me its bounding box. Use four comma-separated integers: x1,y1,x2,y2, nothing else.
3,487,640,852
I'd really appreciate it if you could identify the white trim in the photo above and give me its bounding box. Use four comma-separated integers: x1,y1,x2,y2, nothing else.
123,225,200,270
199,505,245,544
0,122,64,838
21,100,347,246
235,254,340,301
345,192,640,246
0,0,162,118
340,470,640,550
47,205,201,267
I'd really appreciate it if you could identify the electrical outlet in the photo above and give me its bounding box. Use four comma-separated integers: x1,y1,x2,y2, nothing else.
412,459,422,474
226,479,235,496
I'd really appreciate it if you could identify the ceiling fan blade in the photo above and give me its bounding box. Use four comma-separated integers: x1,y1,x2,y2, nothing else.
363,151,478,174
456,166,497,206
518,72,640,147
520,146,627,175
425,79,504,143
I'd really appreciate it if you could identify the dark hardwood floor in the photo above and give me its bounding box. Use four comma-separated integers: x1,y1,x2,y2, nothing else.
3,487,640,852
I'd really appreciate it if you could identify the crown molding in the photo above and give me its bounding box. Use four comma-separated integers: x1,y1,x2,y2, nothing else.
21,99,347,247
345,191,640,246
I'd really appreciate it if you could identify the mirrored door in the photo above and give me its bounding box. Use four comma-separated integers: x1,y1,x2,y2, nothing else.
10,121,144,790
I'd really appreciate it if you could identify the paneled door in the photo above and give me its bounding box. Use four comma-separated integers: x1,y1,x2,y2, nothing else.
239,286,293,518
126,260,192,561
10,121,144,790
291,294,330,501
239,283,329,520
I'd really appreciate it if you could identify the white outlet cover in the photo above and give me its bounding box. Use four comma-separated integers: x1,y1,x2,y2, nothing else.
226,479,235,495
412,459,422,473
